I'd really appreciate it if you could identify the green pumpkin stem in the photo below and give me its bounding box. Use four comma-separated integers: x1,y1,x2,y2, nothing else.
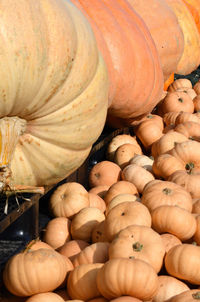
163,187,172,195
132,242,143,252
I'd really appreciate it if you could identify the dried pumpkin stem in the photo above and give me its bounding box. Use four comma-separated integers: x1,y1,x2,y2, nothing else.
132,241,143,252
163,187,172,195
192,292,200,299
185,162,195,173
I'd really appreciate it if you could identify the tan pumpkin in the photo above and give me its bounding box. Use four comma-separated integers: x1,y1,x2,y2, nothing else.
104,180,138,205
174,121,200,141
158,91,194,115
92,220,108,243
128,113,164,129
43,217,71,249
141,179,193,212
161,233,182,253
165,244,200,284
114,143,143,169
88,193,106,213
109,225,165,273
89,161,121,188
0,0,109,190
163,111,181,126
166,0,200,75
193,95,200,112
96,258,159,300
192,199,200,214
176,87,197,100
167,290,200,301
57,239,89,262
151,131,188,158
129,154,154,173
70,207,105,242
150,275,189,302
49,182,89,219
106,193,140,216
104,201,151,242
134,120,163,150
110,297,142,302
72,242,109,267
168,169,200,199
106,134,141,162
25,293,65,302
193,215,200,245
89,185,110,199
67,263,103,300
3,249,69,296
151,205,197,241
174,112,200,124
152,153,185,179
25,239,54,251
194,80,200,94
122,164,155,193
168,78,193,92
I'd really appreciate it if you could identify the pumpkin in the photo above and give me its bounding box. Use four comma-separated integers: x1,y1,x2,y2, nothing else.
163,111,181,126
92,221,108,243
167,290,200,301
88,193,106,213
43,217,71,249
122,164,155,193
25,293,65,302
70,207,105,242
49,182,89,219
129,154,154,173
176,87,197,100
67,263,103,300
110,297,142,302
141,179,193,212
88,161,121,188
71,0,164,122
193,95,200,112
161,233,182,253
165,244,200,284
192,199,200,214
72,242,109,267
166,0,200,75
106,193,140,216
0,0,108,190
106,134,141,162
3,249,69,296
89,185,110,199
174,121,200,140
57,239,89,262
194,80,200,94
168,169,200,199
114,143,143,170
151,275,189,302
151,205,197,241
54,289,69,301
126,0,184,81
104,180,138,205
104,201,152,242
168,78,193,92
109,225,165,273
174,112,200,125
25,239,54,251
193,215,200,245
158,91,194,115
182,0,200,33
96,258,159,300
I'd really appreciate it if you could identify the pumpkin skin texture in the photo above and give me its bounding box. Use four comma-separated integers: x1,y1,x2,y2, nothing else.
174,121,200,141
88,193,106,213
166,0,200,75
57,239,89,262
126,0,184,81
106,193,140,216
151,275,189,302
161,233,182,253
92,220,108,243
0,0,109,188
159,91,194,115
3,249,68,297
141,179,193,213
109,225,165,273
67,263,103,301
25,292,65,302
167,290,200,302
71,0,164,121
151,205,197,241
165,244,200,285
168,78,193,92
96,258,159,301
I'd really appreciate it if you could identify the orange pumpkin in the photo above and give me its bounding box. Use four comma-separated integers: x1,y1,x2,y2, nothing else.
57,239,89,262
167,290,200,301
168,78,193,92
158,91,194,114
161,233,182,253
25,293,65,302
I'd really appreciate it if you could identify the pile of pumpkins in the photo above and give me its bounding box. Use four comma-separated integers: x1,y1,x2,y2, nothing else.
3,77,200,301
1,0,200,193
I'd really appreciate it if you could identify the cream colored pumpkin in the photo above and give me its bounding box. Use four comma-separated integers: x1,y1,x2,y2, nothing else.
0,0,108,189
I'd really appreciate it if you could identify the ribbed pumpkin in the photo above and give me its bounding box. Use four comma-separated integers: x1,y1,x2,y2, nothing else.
0,0,109,189
166,0,200,75
71,0,164,123
126,0,184,81
182,0,200,33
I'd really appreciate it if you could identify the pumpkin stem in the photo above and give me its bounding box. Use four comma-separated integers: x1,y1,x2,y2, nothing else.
185,162,195,172
178,97,184,103
192,292,200,299
132,242,143,252
163,187,172,195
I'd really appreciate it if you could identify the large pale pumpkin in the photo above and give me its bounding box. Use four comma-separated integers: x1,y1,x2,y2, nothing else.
166,0,200,75
71,0,164,122
0,0,109,189
127,0,184,81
